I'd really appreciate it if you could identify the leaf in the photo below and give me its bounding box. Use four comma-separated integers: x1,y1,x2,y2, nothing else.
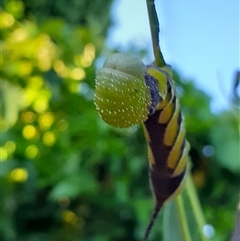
211,113,240,173
163,199,185,241
163,190,202,241
50,171,98,200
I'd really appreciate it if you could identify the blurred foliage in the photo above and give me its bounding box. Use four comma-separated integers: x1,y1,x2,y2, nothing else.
1,0,112,35
1,1,239,241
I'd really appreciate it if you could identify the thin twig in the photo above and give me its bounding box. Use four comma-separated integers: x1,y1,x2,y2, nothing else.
146,0,166,67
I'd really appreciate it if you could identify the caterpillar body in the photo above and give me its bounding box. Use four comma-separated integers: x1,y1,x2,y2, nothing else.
94,54,189,241
143,65,190,240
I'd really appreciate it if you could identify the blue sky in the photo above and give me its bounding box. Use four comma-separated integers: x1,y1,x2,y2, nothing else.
107,0,239,112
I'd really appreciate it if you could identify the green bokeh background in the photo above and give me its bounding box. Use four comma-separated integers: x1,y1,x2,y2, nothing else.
1,1,239,240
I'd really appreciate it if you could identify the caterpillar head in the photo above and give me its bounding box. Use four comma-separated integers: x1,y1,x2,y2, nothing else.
94,53,151,128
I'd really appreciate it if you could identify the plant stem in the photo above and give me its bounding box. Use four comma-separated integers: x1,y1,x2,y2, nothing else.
175,194,192,241
146,0,166,67
185,173,209,241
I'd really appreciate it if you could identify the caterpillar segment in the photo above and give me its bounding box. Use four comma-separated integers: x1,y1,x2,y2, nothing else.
143,65,189,241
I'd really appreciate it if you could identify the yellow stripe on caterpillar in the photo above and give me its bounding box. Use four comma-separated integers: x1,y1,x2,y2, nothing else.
163,99,181,146
159,100,175,124
167,122,185,169
173,141,190,176
147,145,155,166
146,67,168,101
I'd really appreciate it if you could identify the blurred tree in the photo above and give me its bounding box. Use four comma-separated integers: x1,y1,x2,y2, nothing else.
1,0,112,36
1,0,115,240
0,1,239,241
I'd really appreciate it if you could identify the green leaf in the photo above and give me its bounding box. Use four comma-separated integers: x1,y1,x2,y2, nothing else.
163,199,185,241
50,171,98,200
211,113,240,173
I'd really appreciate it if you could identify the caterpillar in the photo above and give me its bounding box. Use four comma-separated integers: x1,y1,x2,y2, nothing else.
142,64,190,240
94,54,189,241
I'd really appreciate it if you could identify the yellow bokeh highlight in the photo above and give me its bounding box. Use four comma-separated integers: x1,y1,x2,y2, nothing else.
62,210,78,225
28,76,44,89
84,43,95,54
21,111,35,123
81,56,93,68
4,141,16,154
43,132,56,146
11,28,28,42
10,168,28,182
21,88,38,107
74,43,95,68
70,68,85,81
38,113,55,130
0,147,8,161
1,12,15,28
81,43,95,67
53,60,67,78
33,95,49,113
25,145,39,159
18,61,32,76
36,34,57,71
21,76,50,111
22,125,37,139
37,54,51,71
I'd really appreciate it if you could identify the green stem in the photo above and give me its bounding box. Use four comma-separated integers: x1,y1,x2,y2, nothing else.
146,0,166,67
185,173,209,241
175,194,192,241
